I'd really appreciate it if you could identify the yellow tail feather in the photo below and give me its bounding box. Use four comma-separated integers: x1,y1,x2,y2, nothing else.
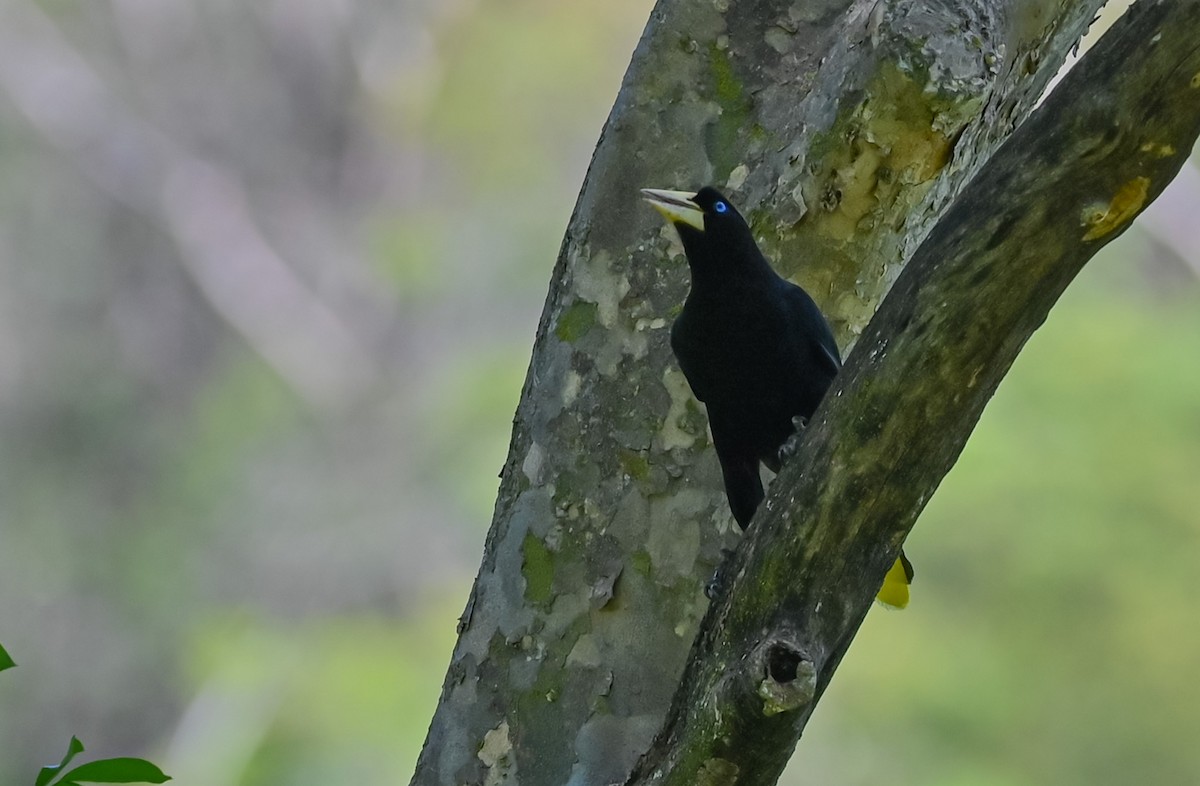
875,553,914,610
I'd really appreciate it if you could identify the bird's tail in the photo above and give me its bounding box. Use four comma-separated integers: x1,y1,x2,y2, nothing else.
875,551,915,610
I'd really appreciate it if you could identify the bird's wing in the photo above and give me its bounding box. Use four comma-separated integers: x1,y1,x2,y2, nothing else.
785,285,842,376
811,330,841,376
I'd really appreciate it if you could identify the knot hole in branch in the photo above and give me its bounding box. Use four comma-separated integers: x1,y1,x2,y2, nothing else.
767,643,802,683
754,638,817,717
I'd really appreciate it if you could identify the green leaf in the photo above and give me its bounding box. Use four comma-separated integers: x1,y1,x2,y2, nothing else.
36,737,86,786
0,641,15,672
56,758,171,785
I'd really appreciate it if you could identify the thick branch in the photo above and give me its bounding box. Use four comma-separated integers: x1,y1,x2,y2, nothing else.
630,2,1200,783
412,2,1109,785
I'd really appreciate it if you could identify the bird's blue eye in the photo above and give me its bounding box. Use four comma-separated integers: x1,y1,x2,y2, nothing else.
714,201,728,213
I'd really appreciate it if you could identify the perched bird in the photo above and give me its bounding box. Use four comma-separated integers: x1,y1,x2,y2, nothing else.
642,186,912,608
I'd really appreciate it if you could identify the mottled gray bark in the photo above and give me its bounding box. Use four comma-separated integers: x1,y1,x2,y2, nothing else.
410,1,1111,785
628,1,1200,784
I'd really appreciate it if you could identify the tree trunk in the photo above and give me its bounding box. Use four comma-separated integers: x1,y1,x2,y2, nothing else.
629,1,1200,783
410,1,1116,785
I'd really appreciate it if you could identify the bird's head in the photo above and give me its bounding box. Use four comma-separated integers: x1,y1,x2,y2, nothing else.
641,186,757,269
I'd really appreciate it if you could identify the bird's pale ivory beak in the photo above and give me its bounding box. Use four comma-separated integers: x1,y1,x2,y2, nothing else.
641,188,705,232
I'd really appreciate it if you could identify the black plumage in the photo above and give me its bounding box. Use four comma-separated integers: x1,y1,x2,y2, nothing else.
646,186,839,528
643,185,913,606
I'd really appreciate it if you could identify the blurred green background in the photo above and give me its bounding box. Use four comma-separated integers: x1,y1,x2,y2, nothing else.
0,1,1197,784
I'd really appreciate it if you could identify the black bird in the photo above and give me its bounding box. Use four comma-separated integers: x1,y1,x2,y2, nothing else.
642,186,912,608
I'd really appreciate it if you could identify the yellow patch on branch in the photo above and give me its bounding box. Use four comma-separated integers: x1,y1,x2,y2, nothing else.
1139,142,1176,157
808,63,956,244
1080,177,1150,241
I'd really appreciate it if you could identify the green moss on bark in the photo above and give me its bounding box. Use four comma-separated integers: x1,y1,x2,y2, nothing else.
522,533,554,605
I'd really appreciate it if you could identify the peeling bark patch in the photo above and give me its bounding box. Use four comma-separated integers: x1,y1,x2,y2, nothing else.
566,633,603,668
573,250,629,330
647,512,701,580
726,163,750,191
1080,176,1150,241
764,25,793,54
562,370,582,406
478,720,515,786
660,366,703,450
590,564,623,610
522,443,545,485
456,593,476,635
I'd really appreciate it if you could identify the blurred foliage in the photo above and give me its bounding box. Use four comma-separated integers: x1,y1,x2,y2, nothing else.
0,0,1197,785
